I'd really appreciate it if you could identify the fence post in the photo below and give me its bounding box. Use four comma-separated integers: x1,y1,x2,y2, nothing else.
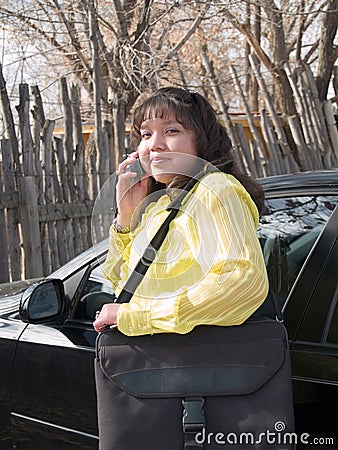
0,159,10,283
17,175,43,278
16,84,43,279
0,65,20,172
249,54,299,173
1,139,21,281
323,100,338,164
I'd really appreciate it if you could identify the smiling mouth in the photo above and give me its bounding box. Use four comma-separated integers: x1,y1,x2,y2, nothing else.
151,156,171,165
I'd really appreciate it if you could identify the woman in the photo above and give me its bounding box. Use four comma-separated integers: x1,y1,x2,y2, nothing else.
93,87,268,335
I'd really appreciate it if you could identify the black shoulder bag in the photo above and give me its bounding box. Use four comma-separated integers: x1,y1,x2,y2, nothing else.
94,171,295,450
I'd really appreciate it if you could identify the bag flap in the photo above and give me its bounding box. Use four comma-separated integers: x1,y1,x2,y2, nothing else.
110,364,280,398
98,322,287,399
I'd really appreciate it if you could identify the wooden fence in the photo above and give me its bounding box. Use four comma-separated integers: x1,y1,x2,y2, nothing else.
219,58,338,178
0,62,337,282
0,75,116,282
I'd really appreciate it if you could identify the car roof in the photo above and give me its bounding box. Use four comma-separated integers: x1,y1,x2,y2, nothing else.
48,239,108,281
258,169,338,197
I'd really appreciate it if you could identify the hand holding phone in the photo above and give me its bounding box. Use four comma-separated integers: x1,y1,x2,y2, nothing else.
115,155,148,228
126,158,146,182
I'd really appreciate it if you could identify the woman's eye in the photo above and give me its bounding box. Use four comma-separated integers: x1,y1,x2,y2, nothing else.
141,131,151,139
166,128,179,134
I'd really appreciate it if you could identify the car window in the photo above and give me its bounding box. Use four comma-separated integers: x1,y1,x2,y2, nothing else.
327,293,338,344
73,261,115,320
323,240,338,344
258,195,338,306
81,263,114,296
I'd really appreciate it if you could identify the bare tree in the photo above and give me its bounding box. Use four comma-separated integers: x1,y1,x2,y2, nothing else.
216,0,337,116
1,0,209,161
1,0,336,161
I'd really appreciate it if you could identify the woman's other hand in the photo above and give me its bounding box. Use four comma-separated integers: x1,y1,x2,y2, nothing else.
93,303,121,332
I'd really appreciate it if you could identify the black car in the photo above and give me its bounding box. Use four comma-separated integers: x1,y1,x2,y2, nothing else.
0,170,337,449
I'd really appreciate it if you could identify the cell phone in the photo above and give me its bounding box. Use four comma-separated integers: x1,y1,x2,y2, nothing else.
126,158,146,182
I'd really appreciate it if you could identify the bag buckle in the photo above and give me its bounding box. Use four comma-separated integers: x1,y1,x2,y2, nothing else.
182,397,205,433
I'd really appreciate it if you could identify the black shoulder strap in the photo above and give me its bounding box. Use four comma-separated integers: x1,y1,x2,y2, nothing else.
115,206,179,304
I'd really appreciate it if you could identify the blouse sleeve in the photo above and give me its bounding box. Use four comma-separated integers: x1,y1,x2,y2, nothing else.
102,226,132,290
116,174,269,336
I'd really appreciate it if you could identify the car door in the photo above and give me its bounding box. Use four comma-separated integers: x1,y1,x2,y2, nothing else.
10,257,112,450
0,296,28,450
258,194,338,445
285,205,338,444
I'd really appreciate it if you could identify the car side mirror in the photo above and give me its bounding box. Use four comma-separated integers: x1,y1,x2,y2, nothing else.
20,279,65,323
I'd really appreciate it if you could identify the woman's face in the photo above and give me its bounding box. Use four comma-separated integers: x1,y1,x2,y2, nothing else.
137,114,198,185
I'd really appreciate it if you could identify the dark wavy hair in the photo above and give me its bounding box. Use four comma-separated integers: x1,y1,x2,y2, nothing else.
131,87,265,214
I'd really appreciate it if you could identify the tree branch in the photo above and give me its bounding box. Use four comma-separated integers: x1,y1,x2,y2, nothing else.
222,7,274,74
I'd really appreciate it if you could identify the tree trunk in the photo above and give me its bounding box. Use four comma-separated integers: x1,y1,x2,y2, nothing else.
316,0,338,101
261,0,297,117
89,5,105,187
112,93,127,167
246,3,261,111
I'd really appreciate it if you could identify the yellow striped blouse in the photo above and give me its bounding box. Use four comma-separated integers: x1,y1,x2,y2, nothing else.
103,172,269,336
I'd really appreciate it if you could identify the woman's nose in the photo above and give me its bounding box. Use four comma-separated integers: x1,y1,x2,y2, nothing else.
149,132,165,150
